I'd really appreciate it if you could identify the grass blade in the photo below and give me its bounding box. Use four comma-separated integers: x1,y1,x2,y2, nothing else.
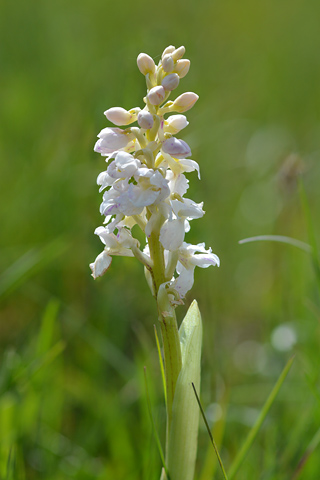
143,367,169,479
192,382,229,480
0,238,67,301
291,427,320,480
239,235,311,253
228,355,295,480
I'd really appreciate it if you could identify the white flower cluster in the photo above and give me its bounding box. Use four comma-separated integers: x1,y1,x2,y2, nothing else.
90,45,219,299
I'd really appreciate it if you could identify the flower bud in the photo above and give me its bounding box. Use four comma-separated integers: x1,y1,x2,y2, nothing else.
165,115,189,134
174,59,190,78
171,92,199,113
104,107,138,126
161,73,180,91
162,137,191,158
147,85,166,105
137,53,156,75
162,54,174,73
162,45,175,58
172,46,186,61
137,110,154,129
94,127,134,155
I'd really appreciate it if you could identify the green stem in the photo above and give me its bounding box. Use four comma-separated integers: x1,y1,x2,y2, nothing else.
158,302,182,429
147,218,182,442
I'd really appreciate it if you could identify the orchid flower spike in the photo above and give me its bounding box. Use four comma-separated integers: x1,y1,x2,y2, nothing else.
91,45,219,301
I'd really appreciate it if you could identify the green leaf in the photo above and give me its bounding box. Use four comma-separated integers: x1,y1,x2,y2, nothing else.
166,300,202,480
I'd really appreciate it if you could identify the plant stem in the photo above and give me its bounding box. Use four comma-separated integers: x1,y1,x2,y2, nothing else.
158,306,182,429
147,222,182,461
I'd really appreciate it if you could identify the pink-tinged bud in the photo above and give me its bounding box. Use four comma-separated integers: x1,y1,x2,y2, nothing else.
137,110,154,129
137,53,156,75
172,46,186,61
162,54,174,73
174,59,190,79
147,86,166,105
162,137,191,158
171,92,199,113
161,73,180,91
165,115,189,133
162,45,175,58
105,107,138,126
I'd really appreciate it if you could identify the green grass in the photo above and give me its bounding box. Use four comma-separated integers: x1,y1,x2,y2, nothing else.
1,0,320,478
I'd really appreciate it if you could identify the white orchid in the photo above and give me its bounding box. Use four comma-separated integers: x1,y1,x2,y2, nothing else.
91,45,220,480
91,45,219,300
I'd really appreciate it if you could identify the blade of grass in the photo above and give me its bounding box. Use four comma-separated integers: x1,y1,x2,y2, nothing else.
199,388,229,480
228,355,295,480
36,300,60,356
192,382,229,480
6,445,15,480
13,340,65,389
239,235,311,253
143,367,169,479
304,372,320,406
0,237,68,301
154,325,167,407
290,426,320,480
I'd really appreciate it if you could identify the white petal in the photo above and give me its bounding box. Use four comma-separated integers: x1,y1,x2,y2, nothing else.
172,198,204,219
90,251,112,279
172,265,195,297
94,228,118,248
179,159,201,179
191,252,220,268
145,211,160,238
160,219,185,251
95,128,135,156
167,172,189,196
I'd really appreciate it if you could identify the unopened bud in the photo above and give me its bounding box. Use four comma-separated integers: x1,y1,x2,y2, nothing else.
105,107,138,126
137,53,156,75
172,46,186,61
162,137,191,159
174,59,190,79
137,110,154,129
147,86,166,105
162,73,180,91
171,92,199,113
162,54,174,73
165,115,189,134
162,45,175,58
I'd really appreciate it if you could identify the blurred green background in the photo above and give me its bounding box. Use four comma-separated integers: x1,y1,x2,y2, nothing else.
1,0,320,478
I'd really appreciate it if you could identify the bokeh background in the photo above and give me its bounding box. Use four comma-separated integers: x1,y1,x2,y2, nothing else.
1,0,320,478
